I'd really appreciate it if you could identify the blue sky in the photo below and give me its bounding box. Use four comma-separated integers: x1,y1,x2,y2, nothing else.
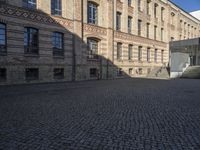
170,0,200,12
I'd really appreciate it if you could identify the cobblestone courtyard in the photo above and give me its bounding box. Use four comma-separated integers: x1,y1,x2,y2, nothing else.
0,78,200,150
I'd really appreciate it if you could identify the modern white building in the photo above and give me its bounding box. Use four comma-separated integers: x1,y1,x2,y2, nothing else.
190,10,200,20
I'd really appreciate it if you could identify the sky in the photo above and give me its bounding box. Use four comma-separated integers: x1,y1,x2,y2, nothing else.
170,0,200,12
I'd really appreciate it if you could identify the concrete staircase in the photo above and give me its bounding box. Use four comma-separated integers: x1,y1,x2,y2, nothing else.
181,66,200,79
147,66,170,79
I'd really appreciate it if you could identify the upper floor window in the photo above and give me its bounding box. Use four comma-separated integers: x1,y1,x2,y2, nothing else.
154,49,157,62
0,23,6,55
138,20,142,36
147,0,150,15
23,0,36,9
52,32,64,56
161,28,164,41
154,3,158,18
161,50,164,63
154,25,157,40
138,0,141,11
128,0,132,6
128,16,132,33
117,43,122,60
24,27,39,54
128,44,133,60
88,2,98,25
138,46,142,61
51,0,62,16
147,48,150,62
146,23,150,38
87,38,99,59
161,7,164,21
116,12,121,31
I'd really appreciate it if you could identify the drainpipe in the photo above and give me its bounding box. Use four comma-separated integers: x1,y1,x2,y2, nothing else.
72,0,76,81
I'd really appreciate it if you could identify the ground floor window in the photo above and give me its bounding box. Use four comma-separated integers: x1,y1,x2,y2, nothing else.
90,68,98,78
25,68,39,81
54,68,64,79
138,68,142,75
129,68,133,75
0,68,6,81
117,68,123,76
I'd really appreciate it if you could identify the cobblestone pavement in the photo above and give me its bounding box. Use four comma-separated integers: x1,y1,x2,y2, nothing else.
0,78,200,150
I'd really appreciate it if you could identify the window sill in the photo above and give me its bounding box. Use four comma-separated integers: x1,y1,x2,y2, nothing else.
24,53,39,57
53,55,64,59
87,58,100,61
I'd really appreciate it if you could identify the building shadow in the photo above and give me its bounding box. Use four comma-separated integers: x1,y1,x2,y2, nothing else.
0,3,135,85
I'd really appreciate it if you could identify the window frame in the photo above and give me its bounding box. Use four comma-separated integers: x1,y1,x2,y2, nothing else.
87,1,98,25
117,42,122,60
116,12,121,31
0,23,7,55
52,32,64,56
51,0,62,16
24,27,39,55
128,16,132,33
87,38,99,60
138,46,142,61
23,0,37,9
128,44,133,61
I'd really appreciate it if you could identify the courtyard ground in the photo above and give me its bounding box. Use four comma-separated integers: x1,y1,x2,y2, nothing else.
0,78,200,150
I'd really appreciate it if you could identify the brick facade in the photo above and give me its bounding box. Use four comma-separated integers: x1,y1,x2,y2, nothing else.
0,0,200,84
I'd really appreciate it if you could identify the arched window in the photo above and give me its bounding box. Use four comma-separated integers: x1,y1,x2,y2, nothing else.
52,32,64,56
88,2,98,24
0,23,6,55
87,38,99,59
24,27,39,54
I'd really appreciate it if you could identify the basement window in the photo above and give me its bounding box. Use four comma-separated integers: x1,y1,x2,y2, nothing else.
54,68,64,79
0,68,6,82
25,68,39,81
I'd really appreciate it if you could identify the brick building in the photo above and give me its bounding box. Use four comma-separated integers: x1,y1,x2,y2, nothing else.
0,0,200,84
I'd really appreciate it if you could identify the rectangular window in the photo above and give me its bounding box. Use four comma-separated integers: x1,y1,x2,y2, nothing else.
147,48,150,62
0,23,6,55
161,7,164,21
161,28,164,41
154,3,158,18
138,0,141,11
52,32,64,56
129,68,133,75
25,68,39,81
154,25,157,40
154,49,157,63
138,46,142,61
117,68,123,76
147,0,150,15
90,68,97,78
54,68,64,79
87,38,98,59
138,68,142,75
51,0,62,16
117,43,122,60
0,68,6,82
147,23,150,38
24,27,39,54
128,0,131,6
161,50,164,63
23,0,36,9
88,2,98,24
128,16,132,33
128,44,133,60
138,20,142,36
116,12,121,31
